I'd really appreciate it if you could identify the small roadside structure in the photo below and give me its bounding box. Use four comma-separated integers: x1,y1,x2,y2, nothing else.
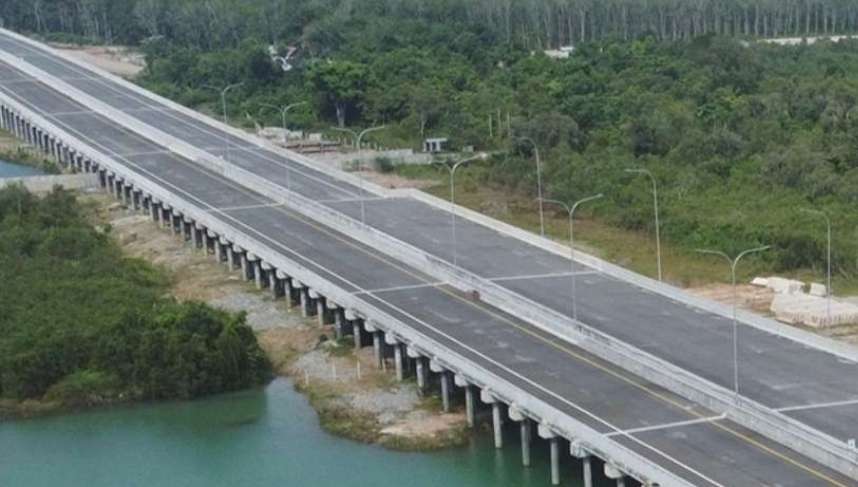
423,138,448,153
544,46,575,59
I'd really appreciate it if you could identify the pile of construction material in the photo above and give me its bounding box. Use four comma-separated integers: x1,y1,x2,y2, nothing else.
752,277,858,328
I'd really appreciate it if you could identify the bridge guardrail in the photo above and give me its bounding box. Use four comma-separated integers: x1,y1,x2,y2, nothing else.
0,85,701,487
8,25,856,371
5,47,856,480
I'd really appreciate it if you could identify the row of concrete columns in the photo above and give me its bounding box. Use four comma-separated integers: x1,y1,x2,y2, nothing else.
109,173,635,487
0,102,639,487
357,323,635,486
1,106,74,169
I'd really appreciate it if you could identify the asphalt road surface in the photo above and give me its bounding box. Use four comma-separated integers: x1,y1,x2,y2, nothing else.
0,34,856,485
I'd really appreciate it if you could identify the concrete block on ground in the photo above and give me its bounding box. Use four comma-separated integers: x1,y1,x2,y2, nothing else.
771,293,858,328
751,277,769,287
809,282,827,297
766,276,805,295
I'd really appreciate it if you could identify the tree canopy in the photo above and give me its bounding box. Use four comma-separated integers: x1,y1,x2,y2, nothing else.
8,1,858,284
0,186,271,405
5,1,858,48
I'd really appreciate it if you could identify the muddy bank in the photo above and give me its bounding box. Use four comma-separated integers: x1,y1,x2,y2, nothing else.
0,131,59,173
95,193,469,451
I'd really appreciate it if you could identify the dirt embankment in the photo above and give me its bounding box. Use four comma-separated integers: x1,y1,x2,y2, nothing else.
49,44,145,79
90,193,468,450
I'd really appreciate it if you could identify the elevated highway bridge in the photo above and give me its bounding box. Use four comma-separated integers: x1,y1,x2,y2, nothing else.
1,28,857,486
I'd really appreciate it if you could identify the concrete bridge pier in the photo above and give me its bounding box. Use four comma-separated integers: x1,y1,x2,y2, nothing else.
214,238,226,265
258,261,272,291
480,390,504,449
394,344,405,381
112,177,122,201
239,252,253,281
325,300,340,329
121,183,131,208
333,308,345,339
189,222,200,249
149,201,160,224
462,383,475,427
316,297,331,326
160,205,171,230
299,288,312,317
537,424,562,486
571,442,594,487
352,318,364,350
604,464,627,487
202,230,213,255
226,244,238,271
171,213,182,236
271,270,287,300
372,331,384,367
508,407,533,467
203,229,213,258
383,333,404,381
254,261,266,290
106,174,116,198
191,222,202,250
123,184,133,209
181,218,192,243
105,174,115,198
118,181,129,206
411,350,427,391
286,279,300,310
132,189,142,211
492,403,504,449
440,371,452,412
165,208,176,232
342,309,358,338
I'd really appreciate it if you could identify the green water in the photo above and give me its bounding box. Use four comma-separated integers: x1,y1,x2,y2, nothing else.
0,157,605,487
0,159,43,178
0,379,608,487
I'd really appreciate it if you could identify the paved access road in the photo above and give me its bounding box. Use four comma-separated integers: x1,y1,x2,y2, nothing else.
5,30,854,447
1,52,855,486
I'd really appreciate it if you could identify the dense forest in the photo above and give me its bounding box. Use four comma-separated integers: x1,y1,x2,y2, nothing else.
4,0,858,48
5,0,858,284
0,186,271,409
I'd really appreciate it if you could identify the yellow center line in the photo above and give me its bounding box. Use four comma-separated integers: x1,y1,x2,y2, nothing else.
117,137,849,486
261,198,848,485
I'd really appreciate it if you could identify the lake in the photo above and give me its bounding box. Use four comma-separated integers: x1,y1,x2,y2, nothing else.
0,379,606,487
0,159,43,179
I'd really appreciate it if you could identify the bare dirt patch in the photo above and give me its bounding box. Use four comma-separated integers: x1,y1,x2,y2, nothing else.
49,44,144,79
362,171,437,190
688,283,775,315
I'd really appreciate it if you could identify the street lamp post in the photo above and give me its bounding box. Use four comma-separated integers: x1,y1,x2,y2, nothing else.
518,137,546,238
626,168,663,282
330,125,386,224
541,194,604,321
259,102,308,193
436,154,489,267
259,102,307,131
203,82,243,162
695,245,770,400
800,208,832,321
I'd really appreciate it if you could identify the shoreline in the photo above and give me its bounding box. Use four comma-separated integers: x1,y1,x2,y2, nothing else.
0,191,471,452
0,130,60,174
